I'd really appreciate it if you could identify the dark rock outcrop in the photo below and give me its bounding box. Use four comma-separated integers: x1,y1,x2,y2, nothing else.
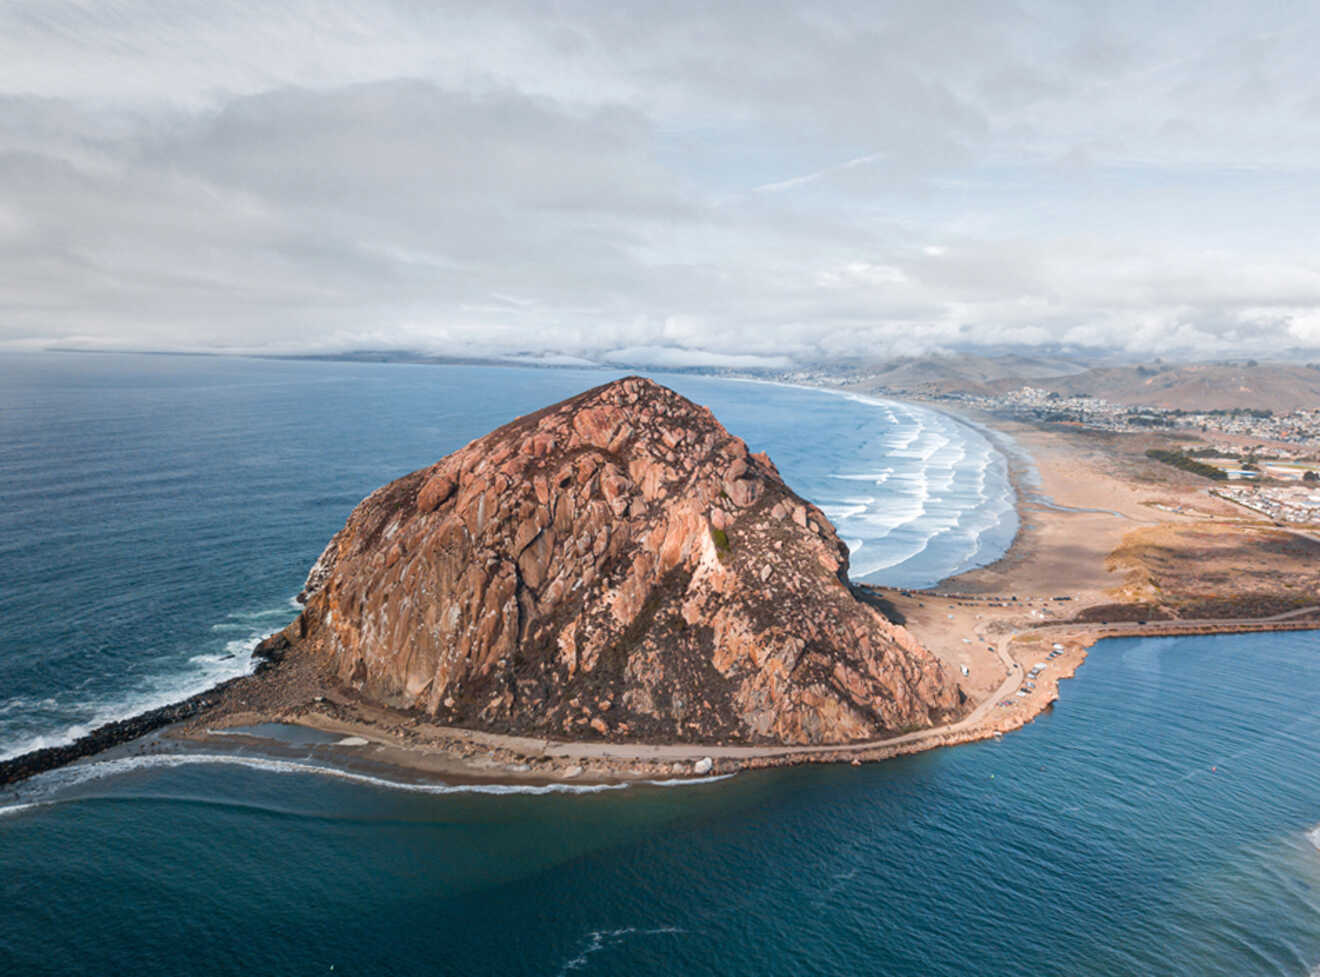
0,641,298,788
285,376,964,744
0,690,222,788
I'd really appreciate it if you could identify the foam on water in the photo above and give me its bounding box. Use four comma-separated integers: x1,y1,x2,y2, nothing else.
798,387,1016,584
833,470,893,485
557,927,684,975
209,602,302,631
695,376,1018,587
0,608,280,761
821,501,871,522
0,751,736,816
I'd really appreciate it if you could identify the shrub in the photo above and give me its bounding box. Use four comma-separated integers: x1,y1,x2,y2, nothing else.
1145,448,1227,481
709,526,731,562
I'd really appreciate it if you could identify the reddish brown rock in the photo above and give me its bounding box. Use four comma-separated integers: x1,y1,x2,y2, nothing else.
286,377,964,745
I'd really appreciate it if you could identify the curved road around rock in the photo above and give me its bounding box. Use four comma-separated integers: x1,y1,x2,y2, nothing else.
527,604,1320,765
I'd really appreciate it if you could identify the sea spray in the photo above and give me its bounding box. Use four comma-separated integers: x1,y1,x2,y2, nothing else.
0,607,277,762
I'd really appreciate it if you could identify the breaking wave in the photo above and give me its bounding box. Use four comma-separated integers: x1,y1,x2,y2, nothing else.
0,751,736,818
815,393,1016,585
0,604,287,761
617,373,1019,587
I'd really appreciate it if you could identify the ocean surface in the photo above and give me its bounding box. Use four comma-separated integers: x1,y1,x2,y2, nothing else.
1,353,1317,976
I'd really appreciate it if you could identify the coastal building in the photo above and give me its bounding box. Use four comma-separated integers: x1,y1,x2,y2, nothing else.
1216,486,1320,524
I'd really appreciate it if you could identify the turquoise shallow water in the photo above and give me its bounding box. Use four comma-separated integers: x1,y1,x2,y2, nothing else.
1,354,1317,976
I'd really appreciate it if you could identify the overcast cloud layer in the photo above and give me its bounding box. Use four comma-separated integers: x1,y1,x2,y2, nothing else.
4,0,1320,364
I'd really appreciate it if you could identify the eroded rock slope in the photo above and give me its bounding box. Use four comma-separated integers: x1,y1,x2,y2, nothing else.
281,377,964,744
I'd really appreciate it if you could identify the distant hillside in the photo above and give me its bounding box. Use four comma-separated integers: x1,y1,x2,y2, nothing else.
838,355,1320,412
1039,363,1320,412
840,353,1087,397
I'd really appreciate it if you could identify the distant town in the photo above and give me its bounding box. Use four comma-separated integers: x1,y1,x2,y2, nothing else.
1213,484,1320,525
774,368,1320,527
937,385,1320,448
926,388,1320,526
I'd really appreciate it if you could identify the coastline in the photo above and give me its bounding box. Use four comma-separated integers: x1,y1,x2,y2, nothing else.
140,603,1315,792
5,388,1319,794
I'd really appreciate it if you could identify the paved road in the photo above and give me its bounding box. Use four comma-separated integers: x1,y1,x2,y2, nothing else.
536,605,1320,765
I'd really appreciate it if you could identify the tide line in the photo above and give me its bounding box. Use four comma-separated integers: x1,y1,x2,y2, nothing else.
1,751,736,813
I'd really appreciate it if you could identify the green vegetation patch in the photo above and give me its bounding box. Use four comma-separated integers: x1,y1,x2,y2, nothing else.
1145,448,1227,481
709,525,732,562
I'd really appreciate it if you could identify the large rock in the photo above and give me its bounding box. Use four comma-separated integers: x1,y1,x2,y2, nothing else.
285,377,964,745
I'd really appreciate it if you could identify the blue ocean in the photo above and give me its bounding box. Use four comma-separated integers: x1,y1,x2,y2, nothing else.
1,353,1317,976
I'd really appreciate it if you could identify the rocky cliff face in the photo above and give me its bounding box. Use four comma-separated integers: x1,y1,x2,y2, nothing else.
286,377,964,745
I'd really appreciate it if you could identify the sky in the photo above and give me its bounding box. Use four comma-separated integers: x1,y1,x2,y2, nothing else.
4,0,1320,366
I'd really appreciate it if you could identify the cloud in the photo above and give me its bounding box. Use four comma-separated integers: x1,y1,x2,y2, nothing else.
3,1,1320,361
600,346,792,369
752,152,888,193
